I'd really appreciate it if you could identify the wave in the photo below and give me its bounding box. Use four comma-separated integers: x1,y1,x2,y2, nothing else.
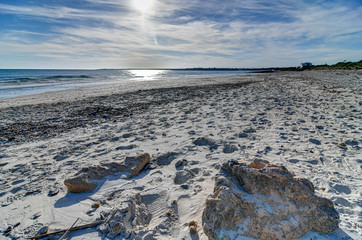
0,75,92,85
44,75,91,80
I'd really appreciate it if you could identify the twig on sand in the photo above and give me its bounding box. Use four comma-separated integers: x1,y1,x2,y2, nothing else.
26,220,103,239
59,218,80,240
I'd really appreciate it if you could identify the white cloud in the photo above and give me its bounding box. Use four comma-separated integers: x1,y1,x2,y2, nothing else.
0,0,361,68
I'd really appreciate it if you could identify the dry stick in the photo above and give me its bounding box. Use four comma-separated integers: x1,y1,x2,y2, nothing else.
59,218,80,240
26,220,103,240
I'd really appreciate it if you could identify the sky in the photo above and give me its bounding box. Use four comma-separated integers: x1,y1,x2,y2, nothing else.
0,0,361,69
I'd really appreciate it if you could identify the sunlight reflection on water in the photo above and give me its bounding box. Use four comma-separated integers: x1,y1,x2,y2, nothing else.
128,70,168,81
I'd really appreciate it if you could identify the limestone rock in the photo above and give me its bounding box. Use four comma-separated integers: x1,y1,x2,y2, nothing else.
64,153,150,193
99,194,151,239
64,173,97,193
124,153,150,178
202,159,339,240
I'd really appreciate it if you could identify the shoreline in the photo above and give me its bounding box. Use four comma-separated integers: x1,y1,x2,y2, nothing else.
0,70,361,239
0,73,265,108
0,74,265,143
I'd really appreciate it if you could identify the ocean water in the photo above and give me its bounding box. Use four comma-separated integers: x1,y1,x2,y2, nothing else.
0,69,257,99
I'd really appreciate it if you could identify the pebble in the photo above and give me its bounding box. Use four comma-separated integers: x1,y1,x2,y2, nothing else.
166,209,173,216
188,220,197,234
92,201,101,208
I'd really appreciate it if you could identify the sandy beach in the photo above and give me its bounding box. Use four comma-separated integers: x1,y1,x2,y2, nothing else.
0,70,361,239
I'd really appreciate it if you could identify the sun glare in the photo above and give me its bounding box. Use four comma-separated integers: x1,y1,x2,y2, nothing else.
133,0,154,13
128,70,167,81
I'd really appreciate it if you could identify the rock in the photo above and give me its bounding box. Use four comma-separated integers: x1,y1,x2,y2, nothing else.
223,145,238,154
64,173,97,193
166,209,173,216
64,153,150,193
92,201,101,208
155,152,178,166
174,170,194,184
188,220,198,234
99,194,151,239
175,159,188,169
123,153,150,178
202,159,339,240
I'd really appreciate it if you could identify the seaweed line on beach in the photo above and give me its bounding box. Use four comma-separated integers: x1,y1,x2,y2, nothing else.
0,80,258,144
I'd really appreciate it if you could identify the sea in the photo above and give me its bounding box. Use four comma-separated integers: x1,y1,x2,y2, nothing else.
0,69,258,99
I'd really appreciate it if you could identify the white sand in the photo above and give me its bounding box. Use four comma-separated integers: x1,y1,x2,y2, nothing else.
0,70,361,239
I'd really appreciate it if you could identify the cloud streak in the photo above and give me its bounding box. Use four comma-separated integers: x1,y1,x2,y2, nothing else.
0,0,361,68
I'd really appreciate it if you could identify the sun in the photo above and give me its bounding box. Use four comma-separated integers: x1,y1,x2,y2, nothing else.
133,0,154,14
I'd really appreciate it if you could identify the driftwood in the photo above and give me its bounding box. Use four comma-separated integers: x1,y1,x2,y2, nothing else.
26,220,103,239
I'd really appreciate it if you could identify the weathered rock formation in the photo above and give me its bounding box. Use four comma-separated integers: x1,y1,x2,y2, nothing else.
202,159,339,240
98,194,151,239
64,153,150,193
64,173,97,193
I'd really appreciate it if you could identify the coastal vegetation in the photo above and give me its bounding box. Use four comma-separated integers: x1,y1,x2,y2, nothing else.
310,60,362,70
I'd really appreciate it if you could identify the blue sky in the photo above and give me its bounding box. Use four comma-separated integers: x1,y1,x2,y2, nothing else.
0,0,361,68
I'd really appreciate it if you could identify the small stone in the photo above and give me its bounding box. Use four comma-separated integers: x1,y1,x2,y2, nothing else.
92,201,101,208
111,222,123,235
188,220,197,234
172,200,178,205
166,209,173,216
175,159,188,169
180,184,189,189
338,142,346,146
